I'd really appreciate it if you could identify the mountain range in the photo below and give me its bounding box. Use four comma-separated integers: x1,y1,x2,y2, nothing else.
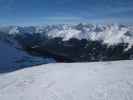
0,23,133,68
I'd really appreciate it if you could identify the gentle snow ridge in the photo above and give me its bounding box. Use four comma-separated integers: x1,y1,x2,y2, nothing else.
0,60,133,100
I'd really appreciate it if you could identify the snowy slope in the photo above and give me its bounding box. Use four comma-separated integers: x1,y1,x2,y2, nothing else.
0,60,133,100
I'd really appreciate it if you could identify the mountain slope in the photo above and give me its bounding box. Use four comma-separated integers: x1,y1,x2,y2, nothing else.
0,34,55,73
0,40,28,71
0,60,133,100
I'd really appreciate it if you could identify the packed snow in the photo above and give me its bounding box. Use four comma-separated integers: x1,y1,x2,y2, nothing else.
0,60,133,100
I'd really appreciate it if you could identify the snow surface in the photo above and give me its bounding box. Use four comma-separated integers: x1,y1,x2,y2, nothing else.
0,60,133,100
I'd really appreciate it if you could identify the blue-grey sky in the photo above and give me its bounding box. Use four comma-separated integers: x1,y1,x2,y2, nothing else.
0,0,133,25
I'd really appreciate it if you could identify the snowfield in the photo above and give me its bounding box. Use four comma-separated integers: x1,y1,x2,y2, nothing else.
0,60,133,100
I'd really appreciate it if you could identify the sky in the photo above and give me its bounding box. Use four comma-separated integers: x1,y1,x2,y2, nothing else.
0,0,133,25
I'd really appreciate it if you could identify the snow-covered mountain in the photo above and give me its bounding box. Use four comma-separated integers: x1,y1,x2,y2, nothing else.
2,24,133,46
40,24,133,46
0,60,133,100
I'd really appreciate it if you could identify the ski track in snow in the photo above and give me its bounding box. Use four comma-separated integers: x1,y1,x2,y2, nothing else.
0,60,133,100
